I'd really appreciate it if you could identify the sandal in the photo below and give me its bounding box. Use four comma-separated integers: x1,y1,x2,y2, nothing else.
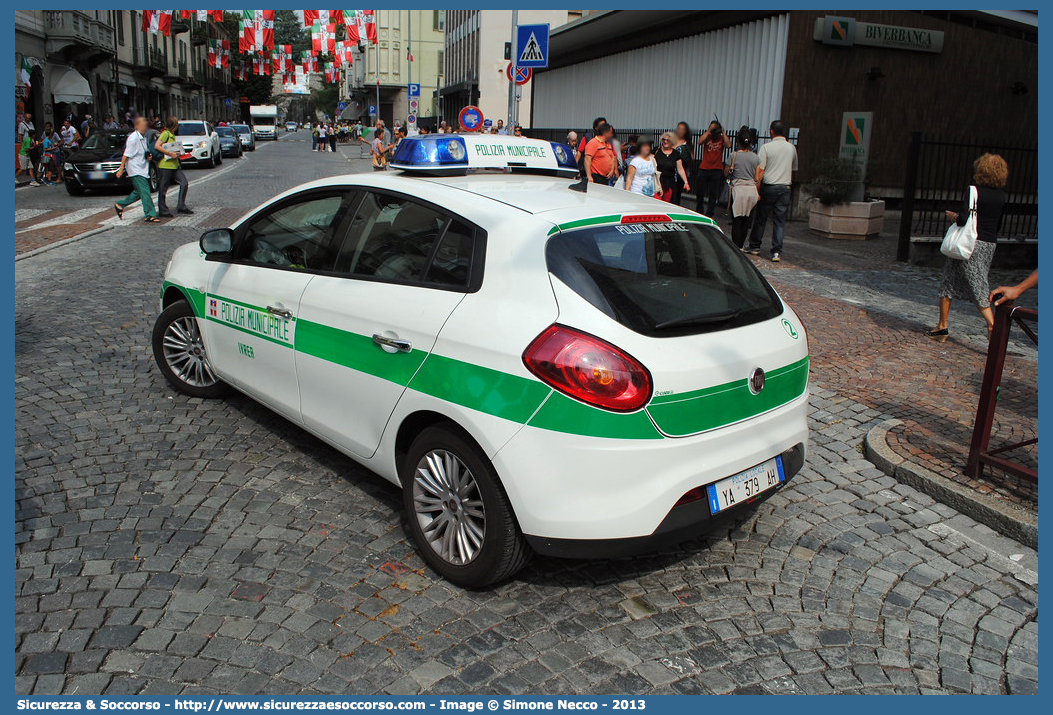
925,328,949,343
113,204,124,220
143,216,160,223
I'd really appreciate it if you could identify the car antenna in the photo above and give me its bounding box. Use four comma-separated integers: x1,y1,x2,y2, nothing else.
568,172,588,193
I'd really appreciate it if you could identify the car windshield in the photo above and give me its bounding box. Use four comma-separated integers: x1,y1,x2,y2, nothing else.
79,132,127,150
216,127,235,137
177,122,206,136
547,220,782,336
232,125,251,135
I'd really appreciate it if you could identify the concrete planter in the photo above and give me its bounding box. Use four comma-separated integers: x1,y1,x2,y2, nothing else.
807,198,885,240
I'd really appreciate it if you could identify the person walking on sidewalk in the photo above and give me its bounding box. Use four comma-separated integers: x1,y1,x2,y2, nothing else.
727,127,761,249
926,153,1009,341
113,117,159,223
16,130,37,186
745,120,797,262
154,116,193,218
329,124,338,153
310,122,318,151
696,121,732,216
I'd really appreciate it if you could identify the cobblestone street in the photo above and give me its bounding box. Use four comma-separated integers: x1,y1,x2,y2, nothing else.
15,136,1038,696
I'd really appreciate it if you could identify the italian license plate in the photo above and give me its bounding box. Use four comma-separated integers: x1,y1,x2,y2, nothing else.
85,171,108,180
707,456,784,514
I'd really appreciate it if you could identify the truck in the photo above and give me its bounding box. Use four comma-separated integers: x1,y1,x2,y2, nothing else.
249,105,278,141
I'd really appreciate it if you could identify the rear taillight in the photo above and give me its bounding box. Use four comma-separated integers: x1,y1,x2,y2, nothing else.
523,325,652,412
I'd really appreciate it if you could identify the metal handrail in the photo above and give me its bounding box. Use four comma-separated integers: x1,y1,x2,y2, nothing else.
966,302,1037,483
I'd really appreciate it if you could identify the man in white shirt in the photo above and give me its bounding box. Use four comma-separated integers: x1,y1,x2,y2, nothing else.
60,119,78,149
746,120,798,262
113,117,158,222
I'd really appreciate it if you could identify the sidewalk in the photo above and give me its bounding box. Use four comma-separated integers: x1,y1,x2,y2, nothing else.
730,211,1038,535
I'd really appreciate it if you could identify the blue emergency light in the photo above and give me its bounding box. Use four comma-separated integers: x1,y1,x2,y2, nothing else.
390,136,469,171
549,142,577,171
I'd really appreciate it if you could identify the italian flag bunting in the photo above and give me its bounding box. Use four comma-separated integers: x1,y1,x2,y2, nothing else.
142,10,173,36
240,10,275,54
304,10,345,28
346,10,377,45
195,10,224,23
311,21,336,55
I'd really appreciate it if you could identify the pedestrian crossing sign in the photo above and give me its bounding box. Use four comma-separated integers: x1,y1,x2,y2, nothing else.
515,24,549,68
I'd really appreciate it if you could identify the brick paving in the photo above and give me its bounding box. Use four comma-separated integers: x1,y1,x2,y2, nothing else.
736,217,1039,512
15,142,1039,695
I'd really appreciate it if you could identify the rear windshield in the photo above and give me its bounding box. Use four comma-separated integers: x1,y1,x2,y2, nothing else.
547,221,782,336
178,122,206,136
216,127,235,137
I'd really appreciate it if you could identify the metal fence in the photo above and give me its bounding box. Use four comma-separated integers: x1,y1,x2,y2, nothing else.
896,131,1037,260
525,127,795,167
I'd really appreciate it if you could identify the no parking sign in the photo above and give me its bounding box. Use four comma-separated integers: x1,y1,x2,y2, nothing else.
458,105,484,132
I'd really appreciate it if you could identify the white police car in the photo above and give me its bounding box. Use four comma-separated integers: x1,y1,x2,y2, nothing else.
152,133,809,587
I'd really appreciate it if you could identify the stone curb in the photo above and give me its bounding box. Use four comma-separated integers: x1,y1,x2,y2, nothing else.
864,418,1037,549
15,225,113,262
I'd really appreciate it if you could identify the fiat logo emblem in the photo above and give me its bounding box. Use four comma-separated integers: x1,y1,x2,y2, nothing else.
748,367,765,395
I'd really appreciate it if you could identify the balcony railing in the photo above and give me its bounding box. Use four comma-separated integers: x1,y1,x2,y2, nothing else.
44,10,115,59
133,46,166,76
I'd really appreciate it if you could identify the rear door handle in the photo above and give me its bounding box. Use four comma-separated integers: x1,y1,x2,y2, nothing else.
372,334,412,353
266,305,293,320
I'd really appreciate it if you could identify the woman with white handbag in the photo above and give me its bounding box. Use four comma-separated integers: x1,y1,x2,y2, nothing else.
925,153,1008,341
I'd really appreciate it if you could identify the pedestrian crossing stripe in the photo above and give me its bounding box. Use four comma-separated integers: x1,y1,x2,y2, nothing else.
518,33,544,63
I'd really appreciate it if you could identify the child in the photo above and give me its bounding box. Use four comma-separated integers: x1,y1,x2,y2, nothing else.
17,132,37,186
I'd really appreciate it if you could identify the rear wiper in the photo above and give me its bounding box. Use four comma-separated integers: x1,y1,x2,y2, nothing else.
654,309,741,330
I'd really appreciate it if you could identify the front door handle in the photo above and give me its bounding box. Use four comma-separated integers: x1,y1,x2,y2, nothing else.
372,333,412,353
266,305,293,320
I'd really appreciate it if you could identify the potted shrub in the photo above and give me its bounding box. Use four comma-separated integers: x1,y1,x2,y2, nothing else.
807,156,885,240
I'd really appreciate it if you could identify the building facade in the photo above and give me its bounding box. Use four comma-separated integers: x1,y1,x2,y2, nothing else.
16,10,236,132
440,10,580,129
529,10,1037,195
342,9,445,129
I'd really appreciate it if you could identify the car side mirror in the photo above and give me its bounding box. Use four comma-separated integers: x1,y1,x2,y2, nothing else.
199,228,233,255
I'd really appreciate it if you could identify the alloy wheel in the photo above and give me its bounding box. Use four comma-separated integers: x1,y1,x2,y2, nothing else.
161,316,218,388
412,449,486,565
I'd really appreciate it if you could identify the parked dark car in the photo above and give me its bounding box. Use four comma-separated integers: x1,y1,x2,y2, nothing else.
231,124,255,152
63,130,158,197
216,126,243,158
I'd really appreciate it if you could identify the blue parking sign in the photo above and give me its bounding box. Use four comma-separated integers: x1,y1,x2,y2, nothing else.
408,83,421,97
368,105,376,115
515,23,549,68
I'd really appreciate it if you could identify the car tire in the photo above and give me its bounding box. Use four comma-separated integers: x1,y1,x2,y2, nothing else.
65,181,85,196
151,300,231,399
148,165,159,193
205,151,216,169
401,425,531,588
215,148,222,165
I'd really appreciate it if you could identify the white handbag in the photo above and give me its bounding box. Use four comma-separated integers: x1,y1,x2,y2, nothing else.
940,185,979,260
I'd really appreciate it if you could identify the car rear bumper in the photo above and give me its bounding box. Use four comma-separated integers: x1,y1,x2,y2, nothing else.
525,442,804,558
492,390,809,547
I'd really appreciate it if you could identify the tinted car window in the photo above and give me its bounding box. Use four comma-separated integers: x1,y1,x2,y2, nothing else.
177,122,206,136
232,125,251,135
334,193,450,284
547,221,782,336
239,193,350,272
424,221,474,288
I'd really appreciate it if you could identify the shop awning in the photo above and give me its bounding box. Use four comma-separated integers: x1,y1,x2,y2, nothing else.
51,67,93,103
